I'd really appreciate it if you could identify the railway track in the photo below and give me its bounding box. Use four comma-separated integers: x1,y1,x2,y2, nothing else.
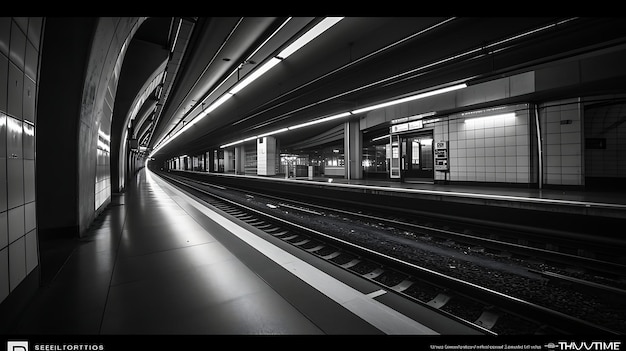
170,171,626,284
158,171,624,335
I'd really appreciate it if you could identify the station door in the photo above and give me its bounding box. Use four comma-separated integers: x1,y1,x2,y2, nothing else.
390,132,434,183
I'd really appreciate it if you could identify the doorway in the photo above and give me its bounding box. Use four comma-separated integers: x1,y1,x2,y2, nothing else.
401,133,434,182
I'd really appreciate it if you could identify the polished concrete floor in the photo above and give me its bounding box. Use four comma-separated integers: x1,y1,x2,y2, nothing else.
7,169,480,336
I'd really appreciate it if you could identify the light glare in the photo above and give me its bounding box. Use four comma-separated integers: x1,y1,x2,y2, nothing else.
278,17,344,59
464,112,515,123
230,58,282,94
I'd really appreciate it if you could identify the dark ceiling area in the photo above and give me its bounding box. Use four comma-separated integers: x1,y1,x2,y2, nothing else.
115,17,626,164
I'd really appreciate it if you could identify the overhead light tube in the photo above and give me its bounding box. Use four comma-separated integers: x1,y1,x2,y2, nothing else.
372,134,390,141
258,128,289,138
352,83,467,115
287,112,352,130
230,57,282,94
151,17,344,158
277,17,344,59
464,112,515,123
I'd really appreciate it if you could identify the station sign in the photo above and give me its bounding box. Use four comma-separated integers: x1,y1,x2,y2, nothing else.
434,140,449,171
390,120,423,134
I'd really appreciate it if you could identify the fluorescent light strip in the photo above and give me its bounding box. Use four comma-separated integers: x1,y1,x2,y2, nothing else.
152,17,344,158
372,134,390,141
352,83,467,115
488,18,576,50
258,128,289,138
221,138,248,148
153,94,234,153
219,83,466,148
212,19,577,153
368,18,578,97
464,112,515,123
219,112,352,148
172,18,294,127
277,17,344,59
204,93,233,114
288,112,352,130
230,57,282,94
245,18,293,60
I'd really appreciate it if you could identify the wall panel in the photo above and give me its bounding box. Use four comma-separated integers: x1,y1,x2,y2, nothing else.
8,237,25,291
0,17,40,306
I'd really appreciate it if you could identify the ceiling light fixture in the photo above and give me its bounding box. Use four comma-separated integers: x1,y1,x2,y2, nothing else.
287,112,352,130
258,128,289,138
464,112,515,124
218,82,468,149
230,57,282,94
372,134,390,141
277,17,344,59
219,112,352,148
150,17,344,158
351,83,467,115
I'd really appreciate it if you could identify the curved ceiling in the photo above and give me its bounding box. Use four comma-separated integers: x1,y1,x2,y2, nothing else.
119,17,626,164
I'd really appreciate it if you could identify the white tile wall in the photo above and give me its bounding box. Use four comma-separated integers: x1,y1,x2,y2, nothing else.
1,17,40,305
8,205,24,243
435,104,530,183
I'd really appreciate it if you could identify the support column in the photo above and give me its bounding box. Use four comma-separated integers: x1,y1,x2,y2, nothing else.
257,137,277,176
234,145,245,175
205,151,211,172
223,149,233,173
533,103,543,189
344,120,363,180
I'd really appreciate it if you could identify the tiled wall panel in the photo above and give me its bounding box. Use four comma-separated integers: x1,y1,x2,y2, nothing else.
8,205,24,244
0,18,10,56
7,62,22,118
0,55,7,111
0,17,40,305
8,236,25,291
23,121,34,158
584,98,626,178
24,202,35,233
24,159,35,203
0,247,8,302
23,76,35,122
0,211,6,249
7,158,23,208
541,99,583,186
25,229,37,275
435,104,530,183
24,40,38,82
0,157,5,213
9,21,25,71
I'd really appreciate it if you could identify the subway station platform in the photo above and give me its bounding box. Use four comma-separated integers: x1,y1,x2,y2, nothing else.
189,171,626,221
4,168,482,337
